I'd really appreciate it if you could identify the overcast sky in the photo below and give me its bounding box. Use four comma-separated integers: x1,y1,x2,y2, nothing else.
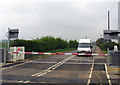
0,0,119,41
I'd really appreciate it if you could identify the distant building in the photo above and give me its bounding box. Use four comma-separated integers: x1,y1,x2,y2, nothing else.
103,1,120,43
103,30,119,43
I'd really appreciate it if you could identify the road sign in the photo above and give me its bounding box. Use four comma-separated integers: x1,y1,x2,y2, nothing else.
9,29,19,38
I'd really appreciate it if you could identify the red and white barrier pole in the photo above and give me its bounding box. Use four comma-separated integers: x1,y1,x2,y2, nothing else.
8,52,108,56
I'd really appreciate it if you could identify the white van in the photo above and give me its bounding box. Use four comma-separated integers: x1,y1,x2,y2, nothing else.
77,39,92,55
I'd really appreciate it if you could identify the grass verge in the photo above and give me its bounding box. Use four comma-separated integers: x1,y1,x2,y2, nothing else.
108,67,120,71
101,50,107,54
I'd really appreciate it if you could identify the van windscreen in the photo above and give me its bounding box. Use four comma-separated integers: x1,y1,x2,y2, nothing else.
78,43,90,48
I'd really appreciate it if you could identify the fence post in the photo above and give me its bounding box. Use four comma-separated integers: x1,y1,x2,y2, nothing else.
107,48,109,66
4,48,6,64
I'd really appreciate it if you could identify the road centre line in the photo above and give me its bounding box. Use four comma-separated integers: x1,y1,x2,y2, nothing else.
31,55,74,77
18,80,23,83
33,56,73,77
18,80,30,83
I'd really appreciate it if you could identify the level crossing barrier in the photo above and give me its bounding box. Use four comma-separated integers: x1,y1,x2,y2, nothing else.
9,52,107,56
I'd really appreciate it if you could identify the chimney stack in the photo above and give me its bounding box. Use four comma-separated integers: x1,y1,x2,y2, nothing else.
108,11,110,30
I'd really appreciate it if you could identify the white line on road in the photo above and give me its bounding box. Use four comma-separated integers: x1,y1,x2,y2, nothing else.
104,63,112,85
87,57,94,85
70,59,92,61
33,61,57,64
23,81,30,83
31,55,74,77
18,80,30,83
1,61,33,70
18,80,23,83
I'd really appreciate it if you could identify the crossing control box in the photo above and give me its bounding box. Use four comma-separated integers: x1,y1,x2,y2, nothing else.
9,46,25,62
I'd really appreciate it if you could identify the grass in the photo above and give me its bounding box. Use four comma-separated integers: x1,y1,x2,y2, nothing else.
102,50,107,54
0,44,7,48
108,66,120,71
47,48,76,53
25,48,77,60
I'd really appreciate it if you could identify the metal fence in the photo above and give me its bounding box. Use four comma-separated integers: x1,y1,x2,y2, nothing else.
0,48,6,63
107,50,120,67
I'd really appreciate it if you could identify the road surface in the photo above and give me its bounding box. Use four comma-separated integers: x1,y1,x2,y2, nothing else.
1,46,117,85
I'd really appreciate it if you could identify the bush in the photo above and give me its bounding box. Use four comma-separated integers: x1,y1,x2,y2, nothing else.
10,36,78,52
96,38,118,51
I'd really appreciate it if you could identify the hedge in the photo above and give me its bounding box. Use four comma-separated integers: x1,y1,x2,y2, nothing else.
10,36,78,52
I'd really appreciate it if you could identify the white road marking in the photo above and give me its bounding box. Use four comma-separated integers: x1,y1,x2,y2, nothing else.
64,63,105,65
87,57,94,85
18,80,23,83
2,79,32,83
33,61,57,64
104,63,112,85
70,59,92,61
31,72,41,76
31,55,74,77
1,68,7,70
23,80,30,83
37,72,47,77
8,63,26,68
88,73,92,79
87,79,90,85
1,61,33,70
47,70,51,72
18,80,30,83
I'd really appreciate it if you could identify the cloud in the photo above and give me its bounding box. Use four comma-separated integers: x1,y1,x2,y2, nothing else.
1,0,118,41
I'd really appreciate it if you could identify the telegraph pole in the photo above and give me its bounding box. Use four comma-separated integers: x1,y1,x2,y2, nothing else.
7,28,10,63
8,28,10,52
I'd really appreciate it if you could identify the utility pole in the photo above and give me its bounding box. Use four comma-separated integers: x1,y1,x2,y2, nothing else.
108,11,110,30
7,28,10,63
7,28,10,52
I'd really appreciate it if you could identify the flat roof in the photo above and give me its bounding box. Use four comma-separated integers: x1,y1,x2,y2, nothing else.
104,30,120,34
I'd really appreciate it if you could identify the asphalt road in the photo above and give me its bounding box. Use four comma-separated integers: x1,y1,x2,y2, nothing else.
1,47,116,85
